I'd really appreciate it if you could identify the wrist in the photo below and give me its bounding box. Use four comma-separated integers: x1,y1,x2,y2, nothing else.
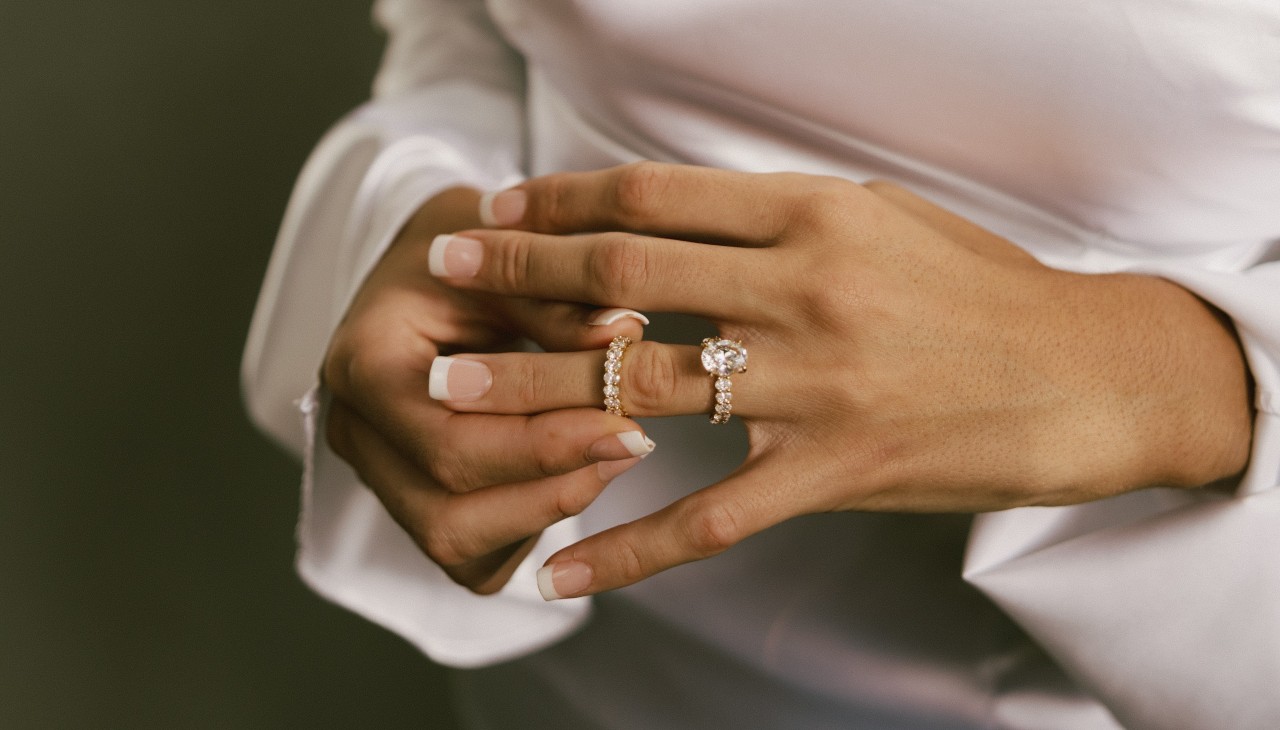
1038,271,1252,501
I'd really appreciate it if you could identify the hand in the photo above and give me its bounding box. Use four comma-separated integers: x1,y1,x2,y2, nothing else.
424,162,1253,599
321,186,655,594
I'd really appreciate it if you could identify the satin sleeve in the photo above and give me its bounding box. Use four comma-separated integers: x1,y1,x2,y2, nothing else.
965,250,1280,729
240,0,589,668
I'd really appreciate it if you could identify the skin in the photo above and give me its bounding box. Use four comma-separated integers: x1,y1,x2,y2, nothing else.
321,186,649,594
329,162,1254,599
428,162,1255,598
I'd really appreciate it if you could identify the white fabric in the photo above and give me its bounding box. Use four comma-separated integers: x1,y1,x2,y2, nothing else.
242,0,1280,727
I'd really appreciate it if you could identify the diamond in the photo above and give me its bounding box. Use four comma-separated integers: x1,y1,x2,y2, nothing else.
604,372,620,385
715,378,731,392
604,385,619,397
605,397,621,409
701,338,747,377
715,392,731,405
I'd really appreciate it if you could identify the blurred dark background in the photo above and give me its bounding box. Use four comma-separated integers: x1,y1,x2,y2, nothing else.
2,2,460,726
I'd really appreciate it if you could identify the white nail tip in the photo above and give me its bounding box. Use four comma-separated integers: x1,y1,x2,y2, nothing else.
428,356,455,400
428,234,453,277
536,565,561,601
478,191,499,228
588,308,651,326
616,431,656,457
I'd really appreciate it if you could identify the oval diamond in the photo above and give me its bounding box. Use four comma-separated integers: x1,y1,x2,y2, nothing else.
701,339,747,377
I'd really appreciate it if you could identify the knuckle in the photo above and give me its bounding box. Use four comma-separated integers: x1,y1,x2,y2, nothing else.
492,232,535,293
611,161,671,224
531,173,570,230
343,346,404,401
680,498,744,557
614,539,648,585
510,361,552,410
800,270,873,323
526,415,580,479
426,460,462,492
789,176,864,230
623,341,679,413
435,461,480,494
325,320,435,401
552,480,598,520
532,448,564,481
421,524,469,568
587,233,651,301
423,444,474,493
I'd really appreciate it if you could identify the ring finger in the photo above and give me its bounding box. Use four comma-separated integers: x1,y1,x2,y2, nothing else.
426,339,761,419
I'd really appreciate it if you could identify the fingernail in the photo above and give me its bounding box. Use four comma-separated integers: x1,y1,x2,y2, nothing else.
428,356,492,401
597,456,642,482
428,234,483,278
537,560,593,601
588,431,655,461
588,308,650,326
478,189,527,227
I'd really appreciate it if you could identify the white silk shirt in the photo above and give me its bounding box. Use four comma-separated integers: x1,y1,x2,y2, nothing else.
242,1,1280,727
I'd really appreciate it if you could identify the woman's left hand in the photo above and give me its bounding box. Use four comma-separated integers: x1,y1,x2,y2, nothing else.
425,162,1252,599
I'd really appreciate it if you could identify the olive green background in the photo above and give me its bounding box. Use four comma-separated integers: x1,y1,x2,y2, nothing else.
2,2,459,726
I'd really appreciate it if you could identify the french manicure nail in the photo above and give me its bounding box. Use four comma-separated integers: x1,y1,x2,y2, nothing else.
588,431,655,461
588,308,651,326
478,189,527,227
428,234,483,278
428,356,492,401
537,560,593,601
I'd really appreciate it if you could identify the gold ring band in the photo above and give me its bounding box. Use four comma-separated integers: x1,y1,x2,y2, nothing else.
603,335,631,416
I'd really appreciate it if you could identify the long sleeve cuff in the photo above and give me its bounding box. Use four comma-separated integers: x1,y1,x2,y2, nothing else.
965,259,1280,729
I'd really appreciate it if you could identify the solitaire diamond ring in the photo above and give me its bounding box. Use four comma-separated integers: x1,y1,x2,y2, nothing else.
700,338,747,424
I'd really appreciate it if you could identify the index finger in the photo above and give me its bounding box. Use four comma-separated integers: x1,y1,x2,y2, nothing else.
488,162,807,244
428,229,776,322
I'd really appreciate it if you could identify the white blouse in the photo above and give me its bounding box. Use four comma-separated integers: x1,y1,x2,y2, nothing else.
243,1,1280,727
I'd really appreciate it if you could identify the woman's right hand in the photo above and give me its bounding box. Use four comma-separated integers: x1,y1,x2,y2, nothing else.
320,186,654,594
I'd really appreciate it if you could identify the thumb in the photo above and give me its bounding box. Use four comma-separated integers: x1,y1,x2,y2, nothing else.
534,455,801,600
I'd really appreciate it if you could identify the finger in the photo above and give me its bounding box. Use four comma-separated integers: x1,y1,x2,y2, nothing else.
487,297,651,352
438,460,641,593
427,229,775,321
429,408,657,491
327,402,640,593
863,180,1040,266
533,455,802,599
487,162,800,245
331,395,654,493
427,341,759,420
